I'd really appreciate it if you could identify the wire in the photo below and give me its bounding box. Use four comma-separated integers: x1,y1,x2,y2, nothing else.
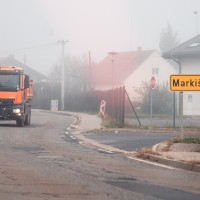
1,42,58,54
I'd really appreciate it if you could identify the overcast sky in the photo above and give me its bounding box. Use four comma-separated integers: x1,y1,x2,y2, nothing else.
0,0,199,75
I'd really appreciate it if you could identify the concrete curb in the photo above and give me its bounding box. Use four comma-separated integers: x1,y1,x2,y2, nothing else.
146,154,200,173
73,130,200,172
53,110,200,173
152,143,162,152
73,131,133,155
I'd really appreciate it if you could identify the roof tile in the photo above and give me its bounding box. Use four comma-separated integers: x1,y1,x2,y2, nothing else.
92,50,155,87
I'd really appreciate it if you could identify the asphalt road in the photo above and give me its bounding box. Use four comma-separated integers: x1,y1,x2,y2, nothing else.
83,131,179,151
0,109,199,200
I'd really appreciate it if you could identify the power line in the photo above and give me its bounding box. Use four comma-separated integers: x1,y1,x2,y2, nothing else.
0,42,58,54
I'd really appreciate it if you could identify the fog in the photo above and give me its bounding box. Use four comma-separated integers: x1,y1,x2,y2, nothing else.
0,0,199,75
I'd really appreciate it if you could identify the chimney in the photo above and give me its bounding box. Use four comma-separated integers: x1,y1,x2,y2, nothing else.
137,46,142,52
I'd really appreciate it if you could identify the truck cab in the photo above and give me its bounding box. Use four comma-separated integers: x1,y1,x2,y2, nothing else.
0,66,33,127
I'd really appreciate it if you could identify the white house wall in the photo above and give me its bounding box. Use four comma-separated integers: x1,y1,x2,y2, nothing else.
124,51,177,101
180,57,200,115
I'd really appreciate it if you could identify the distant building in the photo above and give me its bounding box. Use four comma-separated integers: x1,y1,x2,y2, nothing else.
92,49,177,101
0,55,47,82
163,34,200,115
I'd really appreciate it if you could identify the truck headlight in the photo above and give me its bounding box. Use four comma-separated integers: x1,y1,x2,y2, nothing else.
13,108,21,114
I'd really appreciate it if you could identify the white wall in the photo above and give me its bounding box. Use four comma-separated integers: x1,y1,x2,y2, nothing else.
124,51,177,101
180,57,200,115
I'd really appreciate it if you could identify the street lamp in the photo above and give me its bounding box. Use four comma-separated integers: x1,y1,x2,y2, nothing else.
107,52,117,117
107,52,117,90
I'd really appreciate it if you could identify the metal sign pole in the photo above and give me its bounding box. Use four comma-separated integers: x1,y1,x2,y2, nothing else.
150,76,155,126
150,88,153,126
180,92,184,139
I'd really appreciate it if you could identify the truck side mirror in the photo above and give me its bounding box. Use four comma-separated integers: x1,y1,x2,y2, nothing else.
24,75,30,89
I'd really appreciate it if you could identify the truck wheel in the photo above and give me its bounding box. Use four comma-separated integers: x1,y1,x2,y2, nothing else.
16,118,25,127
24,111,31,125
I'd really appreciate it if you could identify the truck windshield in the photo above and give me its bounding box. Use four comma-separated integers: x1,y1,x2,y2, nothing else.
0,74,20,91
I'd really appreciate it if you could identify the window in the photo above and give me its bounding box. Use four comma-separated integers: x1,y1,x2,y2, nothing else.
0,74,20,91
152,68,159,75
188,94,193,103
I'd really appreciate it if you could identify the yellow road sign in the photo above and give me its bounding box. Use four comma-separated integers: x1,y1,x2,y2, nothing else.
170,75,200,91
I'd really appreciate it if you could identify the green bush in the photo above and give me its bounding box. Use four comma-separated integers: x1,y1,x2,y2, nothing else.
172,137,200,144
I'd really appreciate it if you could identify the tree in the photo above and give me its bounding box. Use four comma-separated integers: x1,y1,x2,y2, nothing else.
48,55,91,111
159,23,180,53
135,82,173,115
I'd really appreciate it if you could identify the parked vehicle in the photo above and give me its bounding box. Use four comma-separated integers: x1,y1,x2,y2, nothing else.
0,66,33,127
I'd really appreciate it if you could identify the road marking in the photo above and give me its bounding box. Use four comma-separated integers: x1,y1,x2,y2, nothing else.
97,148,114,154
128,156,175,170
37,155,63,159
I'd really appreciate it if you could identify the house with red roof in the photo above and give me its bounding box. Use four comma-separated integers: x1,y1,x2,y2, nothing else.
92,48,177,101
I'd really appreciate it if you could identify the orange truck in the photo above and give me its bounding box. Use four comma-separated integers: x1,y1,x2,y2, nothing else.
0,66,33,127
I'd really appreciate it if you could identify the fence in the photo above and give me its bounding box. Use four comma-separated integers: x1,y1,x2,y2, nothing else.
32,83,200,128
32,84,138,127
93,87,125,126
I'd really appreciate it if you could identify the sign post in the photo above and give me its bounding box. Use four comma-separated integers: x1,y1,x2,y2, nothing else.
170,74,200,138
151,76,156,90
150,76,156,126
170,75,200,91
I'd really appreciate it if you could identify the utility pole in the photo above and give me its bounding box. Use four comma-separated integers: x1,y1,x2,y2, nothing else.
88,51,92,89
57,40,68,110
